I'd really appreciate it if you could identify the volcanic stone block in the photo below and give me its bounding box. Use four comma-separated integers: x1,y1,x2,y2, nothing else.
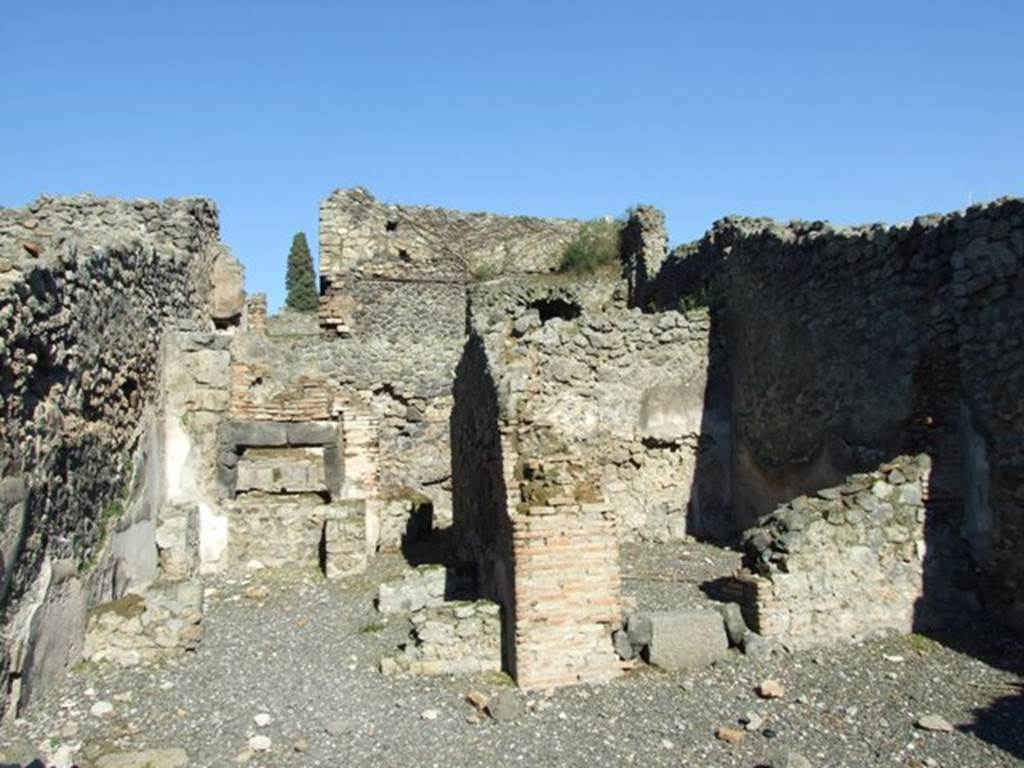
286,421,338,446
222,421,287,448
641,609,729,671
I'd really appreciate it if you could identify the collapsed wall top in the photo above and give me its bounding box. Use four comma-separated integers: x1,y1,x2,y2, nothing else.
318,187,585,284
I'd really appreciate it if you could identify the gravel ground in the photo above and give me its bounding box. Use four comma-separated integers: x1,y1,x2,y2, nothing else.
2,542,1021,768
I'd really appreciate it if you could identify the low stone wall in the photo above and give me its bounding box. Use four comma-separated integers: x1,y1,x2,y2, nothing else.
222,499,366,577
381,600,502,677
377,565,447,614
731,455,931,647
82,581,203,667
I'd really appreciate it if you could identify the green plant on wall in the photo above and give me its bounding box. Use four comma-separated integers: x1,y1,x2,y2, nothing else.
558,218,624,274
80,498,124,574
285,232,318,312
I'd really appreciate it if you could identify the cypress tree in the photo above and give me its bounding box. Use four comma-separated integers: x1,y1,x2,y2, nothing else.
285,232,318,312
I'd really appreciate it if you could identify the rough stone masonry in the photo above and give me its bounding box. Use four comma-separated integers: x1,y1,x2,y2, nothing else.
0,187,1021,714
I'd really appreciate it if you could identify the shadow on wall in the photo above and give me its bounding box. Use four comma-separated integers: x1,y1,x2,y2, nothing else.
449,324,517,677
685,307,736,544
911,345,1024,760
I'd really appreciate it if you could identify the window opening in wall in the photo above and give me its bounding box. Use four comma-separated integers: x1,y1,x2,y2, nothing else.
526,297,581,323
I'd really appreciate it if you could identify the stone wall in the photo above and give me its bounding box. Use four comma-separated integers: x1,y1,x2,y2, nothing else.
381,599,502,678
0,195,235,713
317,187,587,339
656,197,1024,632
226,326,455,540
453,272,708,687
466,275,733,541
319,187,584,284
730,455,935,647
949,200,1024,631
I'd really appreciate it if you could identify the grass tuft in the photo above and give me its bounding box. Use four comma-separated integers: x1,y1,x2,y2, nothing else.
558,218,624,274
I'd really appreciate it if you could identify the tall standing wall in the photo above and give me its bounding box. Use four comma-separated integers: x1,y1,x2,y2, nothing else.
657,198,1024,634
0,195,233,712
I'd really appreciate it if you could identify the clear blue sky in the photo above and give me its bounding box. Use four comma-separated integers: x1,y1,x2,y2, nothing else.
3,1,1021,310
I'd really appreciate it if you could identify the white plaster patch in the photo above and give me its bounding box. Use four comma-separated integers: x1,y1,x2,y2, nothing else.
164,415,196,503
198,502,229,573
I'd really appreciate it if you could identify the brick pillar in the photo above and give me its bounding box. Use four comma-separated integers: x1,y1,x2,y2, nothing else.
512,500,623,690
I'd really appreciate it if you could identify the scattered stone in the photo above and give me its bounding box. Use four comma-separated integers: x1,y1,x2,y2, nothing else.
245,560,266,571
769,751,813,768
324,719,354,737
292,739,307,753
718,603,747,647
420,709,440,721
60,722,80,738
915,714,954,733
715,726,745,745
247,735,272,752
244,585,270,601
660,739,674,750
756,679,785,699
741,712,764,731
742,631,771,658
90,701,114,718
253,713,272,727
641,609,729,671
94,749,189,768
465,690,489,712
485,690,521,722
612,628,635,660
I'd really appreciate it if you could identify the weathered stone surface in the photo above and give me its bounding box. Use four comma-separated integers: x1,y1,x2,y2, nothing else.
769,751,813,768
484,690,521,722
612,628,635,660
210,247,245,323
640,609,729,671
377,565,447,614
915,714,955,733
286,421,339,446
381,599,501,677
736,455,931,648
0,194,224,713
222,421,288,448
718,602,747,647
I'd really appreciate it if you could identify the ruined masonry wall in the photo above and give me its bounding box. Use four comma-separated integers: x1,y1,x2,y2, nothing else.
733,455,932,647
317,188,584,338
226,330,456,536
662,198,1024,631
468,277,729,541
0,195,229,712
319,187,583,283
